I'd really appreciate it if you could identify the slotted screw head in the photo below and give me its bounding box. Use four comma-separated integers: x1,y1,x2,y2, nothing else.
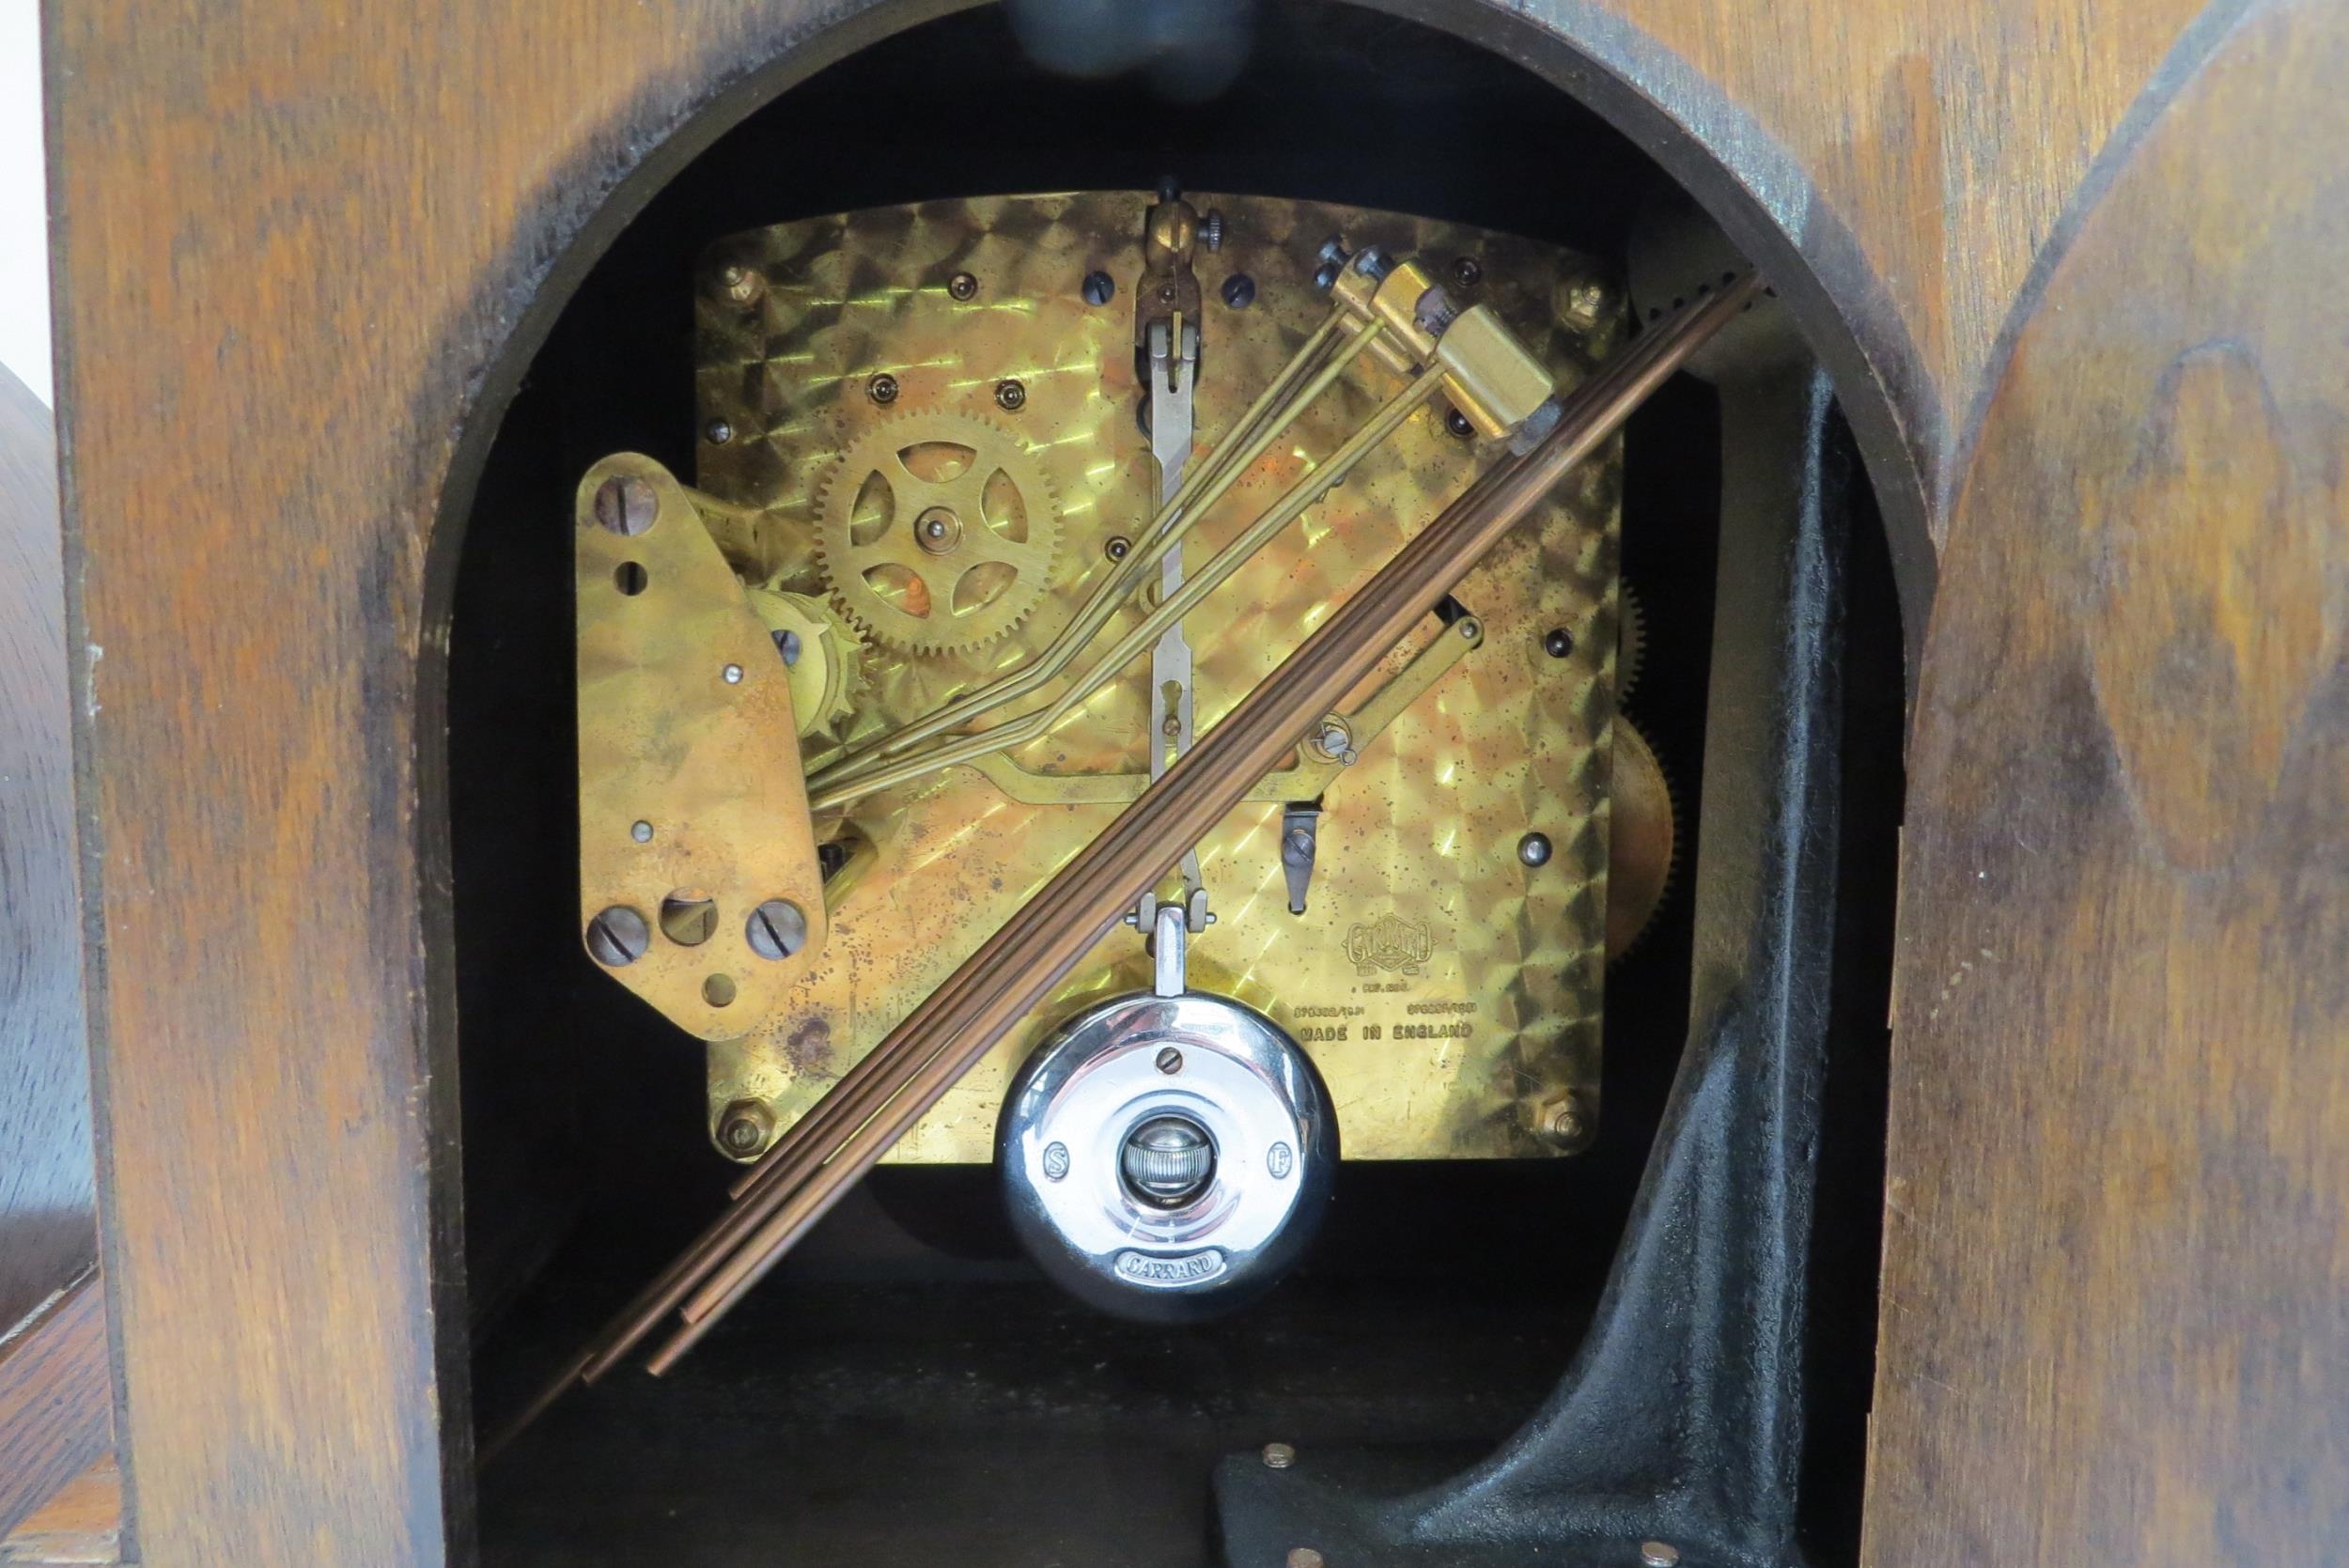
746,899,808,960
592,475,657,536
585,906,649,966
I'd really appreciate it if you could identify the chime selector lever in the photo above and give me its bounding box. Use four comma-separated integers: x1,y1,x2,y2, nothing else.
1280,803,1319,914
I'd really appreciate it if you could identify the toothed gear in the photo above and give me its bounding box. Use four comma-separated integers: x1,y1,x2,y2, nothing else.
815,412,1062,655
1606,718,1681,963
1616,582,1647,699
745,582,863,737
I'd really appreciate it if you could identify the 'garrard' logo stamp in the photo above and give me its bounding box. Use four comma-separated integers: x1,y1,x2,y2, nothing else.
1114,1249,1227,1288
1346,913,1434,977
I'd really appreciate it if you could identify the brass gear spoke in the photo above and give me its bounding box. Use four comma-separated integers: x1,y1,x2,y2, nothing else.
816,412,1062,655
982,532,1055,581
939,466,994,530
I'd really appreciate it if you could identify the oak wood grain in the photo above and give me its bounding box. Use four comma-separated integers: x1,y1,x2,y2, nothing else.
1866,0,2349,1560
0,1279,110,1545
1550,0,2209,521
1,1456,123,1566
46,5,959,1562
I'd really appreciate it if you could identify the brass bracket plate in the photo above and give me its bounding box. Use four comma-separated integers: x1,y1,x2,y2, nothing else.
575,454,829,1040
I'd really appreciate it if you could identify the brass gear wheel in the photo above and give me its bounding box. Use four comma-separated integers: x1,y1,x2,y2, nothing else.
744,582,863,738
1606,718,1681,963
815,413,1062,655
1616,581,1647,699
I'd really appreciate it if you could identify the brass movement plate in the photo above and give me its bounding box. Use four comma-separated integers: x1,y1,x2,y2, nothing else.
689,192,1625,1159
575,455,830,1039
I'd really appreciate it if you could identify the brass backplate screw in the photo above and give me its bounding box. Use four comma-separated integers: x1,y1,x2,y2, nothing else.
717,1100,776,1161
948,271,979,301
1559,277,1609,332
715,262,765,307
867,372,899,405
996,379,1027,411
1315,720,1358,767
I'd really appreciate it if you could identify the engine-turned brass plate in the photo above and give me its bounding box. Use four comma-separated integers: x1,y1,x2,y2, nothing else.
692,192,1624,1160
